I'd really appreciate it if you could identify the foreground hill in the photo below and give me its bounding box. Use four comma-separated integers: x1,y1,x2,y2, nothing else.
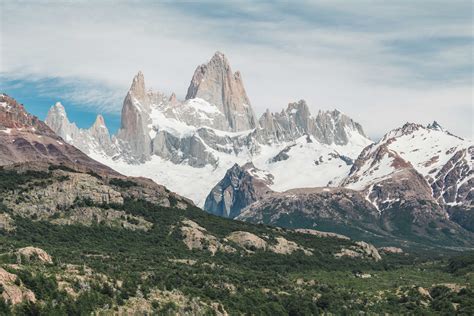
0,163,473,314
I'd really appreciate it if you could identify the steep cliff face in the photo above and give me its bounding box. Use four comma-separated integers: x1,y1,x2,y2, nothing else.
45,102,80,142
185,51,258,132
204,162,273,218
115,71,153,162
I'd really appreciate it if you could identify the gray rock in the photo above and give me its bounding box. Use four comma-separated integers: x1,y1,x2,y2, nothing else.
204,163,273,218
186,51,258,132
257,100,368,145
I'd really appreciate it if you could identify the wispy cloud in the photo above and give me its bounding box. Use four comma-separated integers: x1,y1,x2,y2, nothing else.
0,1,472,138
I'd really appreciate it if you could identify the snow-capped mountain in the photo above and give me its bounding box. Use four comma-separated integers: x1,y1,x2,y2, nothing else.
46,52,372,206
342,122,473,210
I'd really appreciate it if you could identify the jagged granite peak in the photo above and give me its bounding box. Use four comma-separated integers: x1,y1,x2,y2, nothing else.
258,99,370,146
314,109,368,145
46,103,116,157
204,162,274,218
45,102,80,143
129,70,147,103
185,51,258,132
116,71,153,162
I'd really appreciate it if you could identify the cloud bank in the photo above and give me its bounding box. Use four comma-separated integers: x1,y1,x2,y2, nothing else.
1,0,472,138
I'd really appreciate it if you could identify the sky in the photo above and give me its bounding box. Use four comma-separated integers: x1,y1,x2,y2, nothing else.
1,0,473,138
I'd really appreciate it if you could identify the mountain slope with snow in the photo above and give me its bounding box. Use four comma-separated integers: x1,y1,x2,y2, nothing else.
46,52,372,206
342,122,473,209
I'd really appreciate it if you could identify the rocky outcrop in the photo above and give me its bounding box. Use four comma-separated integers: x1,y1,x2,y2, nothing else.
180,220,236,255
379,246,404,254
51,206,152,231
269,236,313,255
0,162,192,231
0,213,15,232
294,228,351,240
204,162,274,218
226,231,267,251
335,241,381,261
17,247,53,264
0,267,36,305
186,51,258,132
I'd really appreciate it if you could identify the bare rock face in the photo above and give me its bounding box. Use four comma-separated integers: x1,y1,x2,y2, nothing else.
226,231,267,251
294,228,351,240
116,71,153,162
335,241,381,261
45,102,80,143
269,236,313,255
180,220,236,255
186,51,258,132
0,267,36,305
17,247,53,264
379,246,404,254
431,146,473,206
204,162,274,218
314,109,367,145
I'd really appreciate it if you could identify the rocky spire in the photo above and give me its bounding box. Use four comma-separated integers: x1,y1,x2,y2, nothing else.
185,51,258,132
45,102,80,142
116,71,152,162
314,109,368,145
129,71,147,103
427,121,443,131
168,92,177,105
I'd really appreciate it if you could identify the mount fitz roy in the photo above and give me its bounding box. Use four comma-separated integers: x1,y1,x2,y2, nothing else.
45,51,473,245
46,51,372,205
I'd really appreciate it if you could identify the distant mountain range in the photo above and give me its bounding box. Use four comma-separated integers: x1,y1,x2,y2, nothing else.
42,51,473,246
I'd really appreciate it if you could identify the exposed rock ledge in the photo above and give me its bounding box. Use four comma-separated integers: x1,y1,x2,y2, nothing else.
0,267,36,305
335,241,382,261
226,231,313,255
17,246,53,264
294,228,351,240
